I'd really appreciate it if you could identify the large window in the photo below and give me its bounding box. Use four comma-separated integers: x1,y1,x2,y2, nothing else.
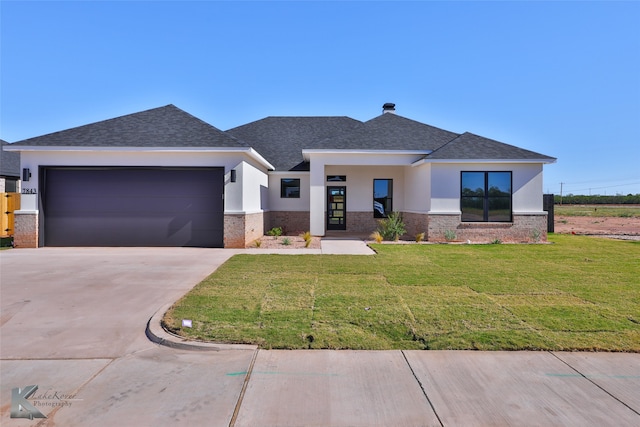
373,179,393,218
281,178,300,198
461,172,512,222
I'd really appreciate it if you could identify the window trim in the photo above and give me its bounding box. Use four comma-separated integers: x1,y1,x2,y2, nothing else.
280,178,301,198
460,171,512,222
373,178,393,218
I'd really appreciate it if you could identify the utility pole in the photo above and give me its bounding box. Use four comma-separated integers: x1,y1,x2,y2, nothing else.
560,182,564,205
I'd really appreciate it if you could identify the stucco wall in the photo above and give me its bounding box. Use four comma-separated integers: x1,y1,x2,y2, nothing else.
429,162,545,214
308,152,426,235
324,165,406,213
404,163,431,213
267,172,310,212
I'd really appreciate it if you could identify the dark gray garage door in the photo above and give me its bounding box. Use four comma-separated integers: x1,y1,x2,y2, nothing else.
43,167,224,247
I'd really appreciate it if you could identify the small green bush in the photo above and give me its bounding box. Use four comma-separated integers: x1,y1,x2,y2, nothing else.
282,237,291,246
415,232,425,243
267,227,283,239
531,229,541,242
444,230,457,242
376,212,406,241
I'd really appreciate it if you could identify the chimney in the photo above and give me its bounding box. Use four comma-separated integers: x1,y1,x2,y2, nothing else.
382,103,396,114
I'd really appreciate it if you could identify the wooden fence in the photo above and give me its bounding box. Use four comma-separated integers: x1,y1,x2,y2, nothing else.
1,193,20,237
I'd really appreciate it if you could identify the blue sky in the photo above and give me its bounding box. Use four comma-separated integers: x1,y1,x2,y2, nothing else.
2,1,639,195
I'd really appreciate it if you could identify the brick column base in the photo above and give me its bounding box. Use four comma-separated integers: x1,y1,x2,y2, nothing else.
14,212,39,248
224,212,264,248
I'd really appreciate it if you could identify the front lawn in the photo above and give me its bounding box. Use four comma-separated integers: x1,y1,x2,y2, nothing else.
164,235,640,351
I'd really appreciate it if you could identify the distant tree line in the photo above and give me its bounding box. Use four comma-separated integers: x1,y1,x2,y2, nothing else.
553,194,640,205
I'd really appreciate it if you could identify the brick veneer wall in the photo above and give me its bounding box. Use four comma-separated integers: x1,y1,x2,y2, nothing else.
344,211,379,234
268,211,310,235
14,212,39,248
224,212,264,248
402,212,429,239
427,213,548,243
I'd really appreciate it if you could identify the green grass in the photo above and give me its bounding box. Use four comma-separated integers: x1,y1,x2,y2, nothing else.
164,235,640,351
555,204,640,218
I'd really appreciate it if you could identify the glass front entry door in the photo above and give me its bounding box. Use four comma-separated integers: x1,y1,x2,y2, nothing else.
327,186,346,230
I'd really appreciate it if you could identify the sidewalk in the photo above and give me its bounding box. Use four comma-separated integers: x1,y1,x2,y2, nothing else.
147,311,640,426
147,238,639,425
242,237,376,255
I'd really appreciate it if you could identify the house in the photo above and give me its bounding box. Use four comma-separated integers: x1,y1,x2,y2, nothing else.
5,103,556,248
1,139,20,193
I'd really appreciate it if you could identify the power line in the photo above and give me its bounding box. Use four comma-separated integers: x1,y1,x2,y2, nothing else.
559,181,640,194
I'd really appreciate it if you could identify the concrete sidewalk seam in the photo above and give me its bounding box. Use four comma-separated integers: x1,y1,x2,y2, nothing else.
401,350,444,427
550,351,640,417
228,348,259,427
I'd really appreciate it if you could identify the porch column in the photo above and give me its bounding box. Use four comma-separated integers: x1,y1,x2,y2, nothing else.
309,159,325,236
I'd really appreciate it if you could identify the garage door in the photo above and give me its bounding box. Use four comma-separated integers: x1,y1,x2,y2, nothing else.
43,167,224,247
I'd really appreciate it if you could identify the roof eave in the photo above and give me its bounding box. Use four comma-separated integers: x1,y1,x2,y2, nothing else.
5,146,275,170
413,157,557,166
302,149,432,162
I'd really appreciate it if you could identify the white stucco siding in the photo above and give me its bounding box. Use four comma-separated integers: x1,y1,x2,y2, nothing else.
240,161,269,213
307,152,426,235
429,162,545,214
404,163,431,213
324,165,405,212
16,150,269,214
267,172,310,212
512,164,544,212
430,164,462,213
225,161,269,214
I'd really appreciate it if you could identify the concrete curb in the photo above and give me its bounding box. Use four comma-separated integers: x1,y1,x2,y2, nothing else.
145,303,258,351
145,239,374,351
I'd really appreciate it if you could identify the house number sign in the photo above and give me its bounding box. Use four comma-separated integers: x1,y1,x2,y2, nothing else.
22,188,37,194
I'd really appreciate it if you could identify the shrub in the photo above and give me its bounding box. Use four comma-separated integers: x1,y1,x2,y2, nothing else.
530,229,541,243
444,230,457,242
415,232,425,243
282,237,291,246
255,240,262,248
376,212,406,241
491,239,502,245
369,231,383,244
267,227,283,239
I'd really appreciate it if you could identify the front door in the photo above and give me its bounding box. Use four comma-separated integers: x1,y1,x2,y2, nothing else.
327,186,346,230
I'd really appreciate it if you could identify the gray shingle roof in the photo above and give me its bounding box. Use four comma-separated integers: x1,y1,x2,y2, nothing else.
315,113,459,151
227,116,362,170
1,139,20,178
11,105,247,148
427,132,556,161
6,104,555,169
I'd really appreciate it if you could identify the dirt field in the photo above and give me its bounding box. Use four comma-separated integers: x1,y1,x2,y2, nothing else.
554,215,640,240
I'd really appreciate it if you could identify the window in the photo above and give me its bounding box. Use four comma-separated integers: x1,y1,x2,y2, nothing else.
281,178,300,198
461,172,512,222
5,178,18,193
373,179,393,218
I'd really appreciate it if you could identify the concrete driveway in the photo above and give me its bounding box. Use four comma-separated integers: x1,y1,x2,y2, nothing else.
1,248,639,426
1,247,255,426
